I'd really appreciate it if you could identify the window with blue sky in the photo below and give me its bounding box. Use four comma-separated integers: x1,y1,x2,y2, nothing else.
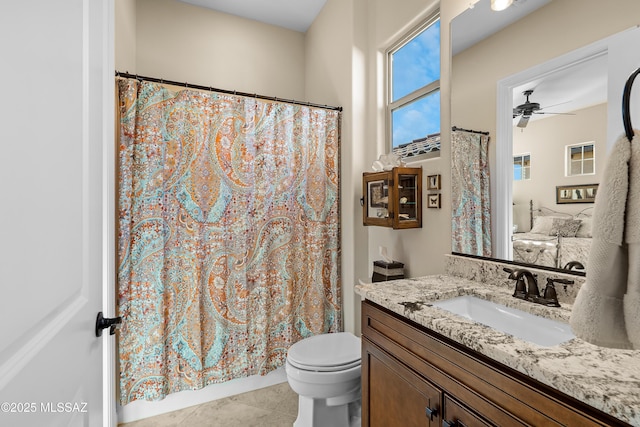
388,16,440,158
513,154,531,181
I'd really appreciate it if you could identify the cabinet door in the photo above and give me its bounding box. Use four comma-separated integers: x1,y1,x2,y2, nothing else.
442,395,493,427
363,171,393,227
392,167,422,229
363,338,441,427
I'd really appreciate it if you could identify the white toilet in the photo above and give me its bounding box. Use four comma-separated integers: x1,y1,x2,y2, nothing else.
285,332,362,427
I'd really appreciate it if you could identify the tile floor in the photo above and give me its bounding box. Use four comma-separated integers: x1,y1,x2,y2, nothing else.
118,382,298,427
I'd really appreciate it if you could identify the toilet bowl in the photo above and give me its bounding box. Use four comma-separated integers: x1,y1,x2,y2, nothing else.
285,332,362,427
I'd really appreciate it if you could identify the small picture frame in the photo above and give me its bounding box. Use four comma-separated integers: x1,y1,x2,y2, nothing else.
427,193,441,209
427,174,441,190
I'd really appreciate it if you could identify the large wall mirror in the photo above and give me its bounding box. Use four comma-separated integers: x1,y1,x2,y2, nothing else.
450,0,640,275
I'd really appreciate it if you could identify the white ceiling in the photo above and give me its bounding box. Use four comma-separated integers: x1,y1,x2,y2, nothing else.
452,0,607,124
512,54,608,120
178,0,327,32
179,0,608,123
452,0,551,56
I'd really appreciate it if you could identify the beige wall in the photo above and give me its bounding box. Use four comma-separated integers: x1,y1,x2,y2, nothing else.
363,0,447,283
133,0,305,100
449,0,640,254
116,0,452,336
452,0,640,140
306,0,450,335
304,0,370,335
115,0,638,421
512,103,606,231
115,0,137,73
117,0,639,339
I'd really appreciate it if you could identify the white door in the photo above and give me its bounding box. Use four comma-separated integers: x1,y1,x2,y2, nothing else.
0,1,113,426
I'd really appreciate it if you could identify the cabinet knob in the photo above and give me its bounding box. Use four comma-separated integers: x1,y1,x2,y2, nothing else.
442,420,457,427
425,406,438,421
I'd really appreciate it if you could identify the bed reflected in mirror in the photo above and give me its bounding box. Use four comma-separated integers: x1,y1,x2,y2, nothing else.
511,202,592,272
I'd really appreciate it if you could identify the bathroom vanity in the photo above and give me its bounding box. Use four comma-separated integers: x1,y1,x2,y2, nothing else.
356,257,640,426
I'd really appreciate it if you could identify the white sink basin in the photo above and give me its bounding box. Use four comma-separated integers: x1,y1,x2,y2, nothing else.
431,295,575,347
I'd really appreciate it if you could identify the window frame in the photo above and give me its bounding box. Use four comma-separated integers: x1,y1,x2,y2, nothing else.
565,142,595,177
513,153,531,181
386,12,441,161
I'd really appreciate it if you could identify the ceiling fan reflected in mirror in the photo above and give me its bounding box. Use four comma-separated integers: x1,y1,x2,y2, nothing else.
513,89,575,128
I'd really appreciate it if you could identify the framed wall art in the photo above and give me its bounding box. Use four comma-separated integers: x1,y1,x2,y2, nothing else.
427,174,441,190
556,183,598,204
427,193,441,209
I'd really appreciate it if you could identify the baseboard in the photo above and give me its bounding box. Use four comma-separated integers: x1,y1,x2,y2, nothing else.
117,367,287,424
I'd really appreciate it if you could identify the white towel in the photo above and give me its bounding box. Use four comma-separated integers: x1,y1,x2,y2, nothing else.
570,132,633,349
624,137,640,348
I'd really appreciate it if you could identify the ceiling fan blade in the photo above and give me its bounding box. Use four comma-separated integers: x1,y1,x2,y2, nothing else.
517,115,530,128
539,100,572,110
533,111,576,115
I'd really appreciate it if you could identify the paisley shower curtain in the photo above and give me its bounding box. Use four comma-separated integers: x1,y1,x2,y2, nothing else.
117,79,341,404
451,130,491,257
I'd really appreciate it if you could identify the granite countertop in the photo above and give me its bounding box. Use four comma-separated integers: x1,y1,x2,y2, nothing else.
356,274,640,426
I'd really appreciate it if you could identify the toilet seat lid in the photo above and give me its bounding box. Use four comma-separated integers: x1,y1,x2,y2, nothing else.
287,332,361,371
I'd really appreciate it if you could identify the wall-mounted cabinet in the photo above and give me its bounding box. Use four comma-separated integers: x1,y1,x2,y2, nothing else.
362,167,422,229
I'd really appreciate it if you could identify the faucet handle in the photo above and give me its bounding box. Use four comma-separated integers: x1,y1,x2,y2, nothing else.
548,278,574,285
543,281,559,302
541,278,565,307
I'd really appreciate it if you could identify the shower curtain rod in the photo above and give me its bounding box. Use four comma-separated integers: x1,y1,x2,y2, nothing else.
452,126,489,135
115,71,343,112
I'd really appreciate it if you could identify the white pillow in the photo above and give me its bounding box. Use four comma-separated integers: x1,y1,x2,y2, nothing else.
576,217,593,238
529,216,556,234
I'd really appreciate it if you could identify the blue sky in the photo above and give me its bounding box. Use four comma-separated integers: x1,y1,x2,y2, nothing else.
391,20,440,148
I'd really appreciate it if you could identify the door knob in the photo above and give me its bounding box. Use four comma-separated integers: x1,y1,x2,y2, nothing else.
95,312,122,337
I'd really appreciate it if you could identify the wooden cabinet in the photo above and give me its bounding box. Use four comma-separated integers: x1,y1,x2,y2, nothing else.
362,167,422,229
363,339,441,427
361,300,629,427
442,396,493,427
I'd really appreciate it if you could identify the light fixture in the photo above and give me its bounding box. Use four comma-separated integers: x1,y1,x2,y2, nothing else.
491,0,513,11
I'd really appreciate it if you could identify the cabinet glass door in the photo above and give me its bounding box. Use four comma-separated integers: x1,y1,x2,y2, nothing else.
367,178,389,219
363,171,392,227
392,167,422,229
397,174,418,222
